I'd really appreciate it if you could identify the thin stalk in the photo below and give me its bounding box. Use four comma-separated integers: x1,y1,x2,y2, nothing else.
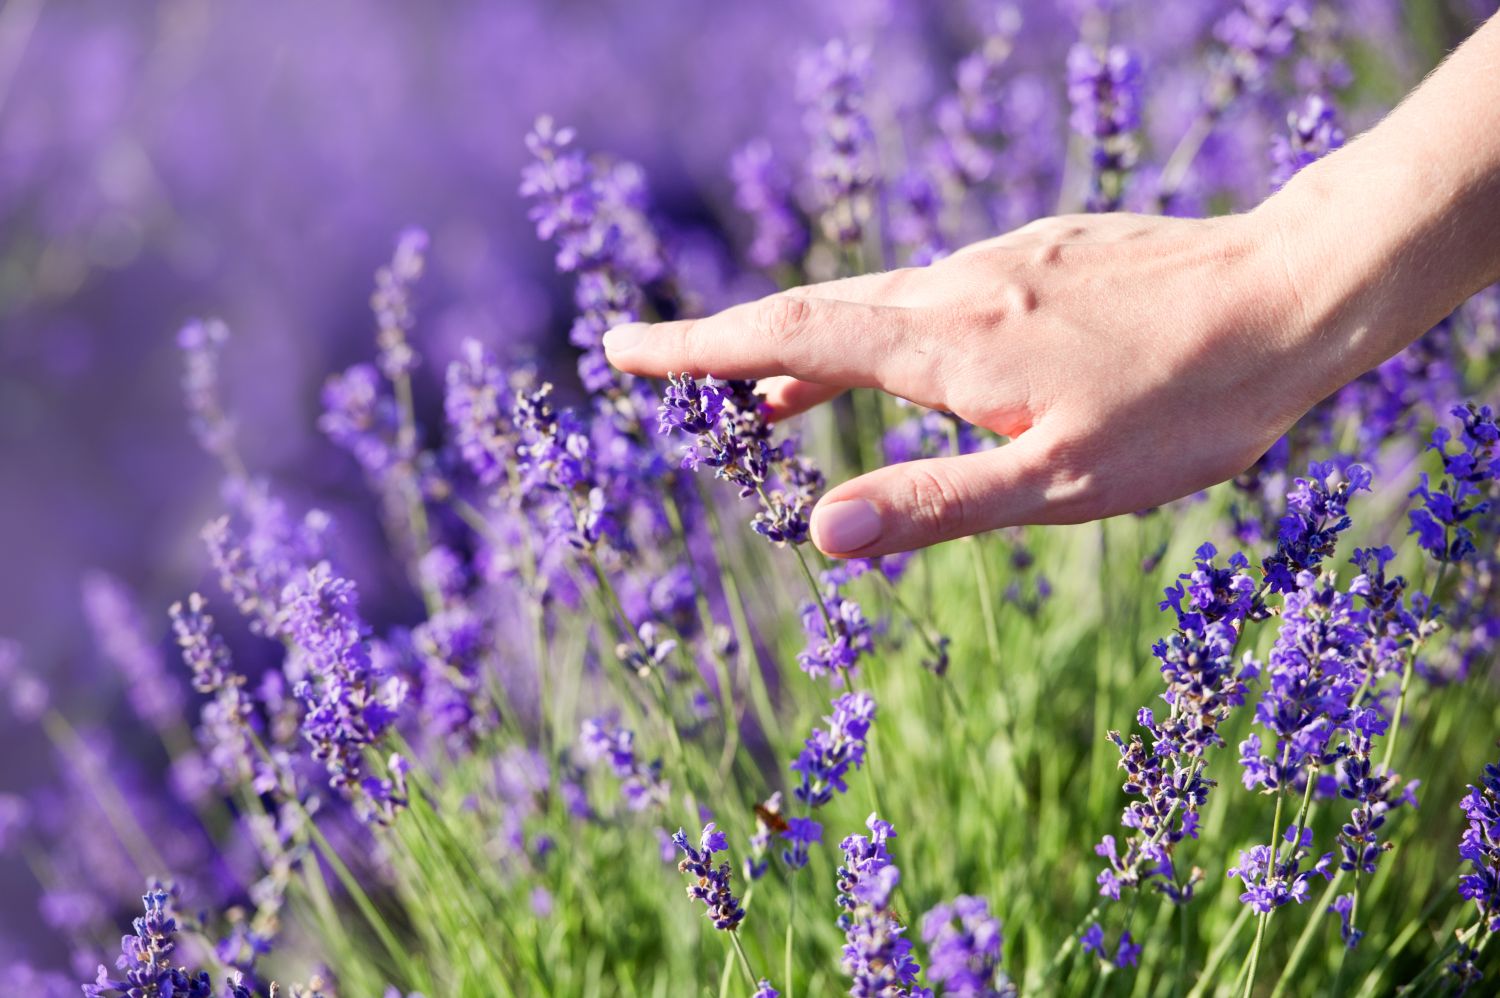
786,878,799,998
42,710,171,877
701,484,781,741
246,732,429,991
730,931,760,989
1185,903,1254,998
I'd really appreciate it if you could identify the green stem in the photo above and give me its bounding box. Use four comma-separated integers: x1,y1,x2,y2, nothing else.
731,931,760,989
786,878,799,998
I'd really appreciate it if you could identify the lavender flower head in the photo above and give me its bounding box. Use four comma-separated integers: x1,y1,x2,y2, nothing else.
320,363,400,479
579,717,668,812
836,814,928,996
793,692,877,808
798,587,875,682
1066,44,1142,213
177,317,235,462
1227,825,1334,913
1271,94,1344,188
1099,543,1257,904
658,374,823,546
1239,579,1364,793
798,39,878,248
921,895,1015,996
444,338,517,489
82,570,185,731
372,226,428,380
1457,759,1500,933
1409,403,1500,564
1214,0,1312,99
83,887,212,998
1262,461,1371,594
731,139,808,270
671,823,746,931
281,563,402,805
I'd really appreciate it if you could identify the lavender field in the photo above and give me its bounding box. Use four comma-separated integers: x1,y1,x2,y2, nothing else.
3,1,1500,995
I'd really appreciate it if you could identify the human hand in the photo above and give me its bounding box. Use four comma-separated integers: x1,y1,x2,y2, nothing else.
604,210,1351,558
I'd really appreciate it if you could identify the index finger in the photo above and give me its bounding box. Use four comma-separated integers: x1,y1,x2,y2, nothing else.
602,290,925,388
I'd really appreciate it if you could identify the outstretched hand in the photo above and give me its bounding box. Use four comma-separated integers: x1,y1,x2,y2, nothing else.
605,211,1331,558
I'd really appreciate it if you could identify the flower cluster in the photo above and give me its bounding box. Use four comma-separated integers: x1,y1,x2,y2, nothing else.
1271,93,1344,188
658,374,822,547
521,115,649,394
84,887,212,998
836,814,927,996
798,40,878,249
792,692,876,808
1100,543,1258,903
579,717,668,812
1409,403,1500,564
672,823,746,931
922,895,1015,996
282,562,403,815
1066,43,1141,212
730,140,808,271
1262,461,1370,593
1227,826,1334,913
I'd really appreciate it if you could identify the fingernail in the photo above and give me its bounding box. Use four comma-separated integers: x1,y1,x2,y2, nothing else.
602,322,649,354
813,499,883,554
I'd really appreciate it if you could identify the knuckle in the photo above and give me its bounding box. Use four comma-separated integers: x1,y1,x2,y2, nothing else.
904,466,968,539
752,294,815,353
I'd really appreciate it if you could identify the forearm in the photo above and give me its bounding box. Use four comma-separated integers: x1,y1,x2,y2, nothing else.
1257,13,1500,395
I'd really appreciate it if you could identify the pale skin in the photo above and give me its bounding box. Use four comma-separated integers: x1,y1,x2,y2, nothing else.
605,15,1500,559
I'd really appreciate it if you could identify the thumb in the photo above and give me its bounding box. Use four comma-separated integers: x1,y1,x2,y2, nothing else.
808,431,1067,557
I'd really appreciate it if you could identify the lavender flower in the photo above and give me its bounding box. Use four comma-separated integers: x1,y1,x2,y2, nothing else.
1262,461,1371,594
753,981,780,998
281,563,403,811
83,887,212,998
930,9,1020,191
1214,0,1312,98
922,895,1015,996
836,814,926,996
1081,924,1140,970
797,587,874,682
671,823,746,931
177,317,236,463
1239,579,1364,793
798,40,878,249
1271,94,1344,187
579,717,668,812
781,816,822,872
444,338,517,489
658,374,823,547
1067,44,1142,213
730,140,808,270
792,692,876,808
319,363,400,479
1457,759,1500,933
201,482,333,637
81,570,185,731
1329,892,1363,949
1100,543,1257,902
1409,403,1500,564
372,227,428,381
521,116,645,394
1227,826,1334,913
